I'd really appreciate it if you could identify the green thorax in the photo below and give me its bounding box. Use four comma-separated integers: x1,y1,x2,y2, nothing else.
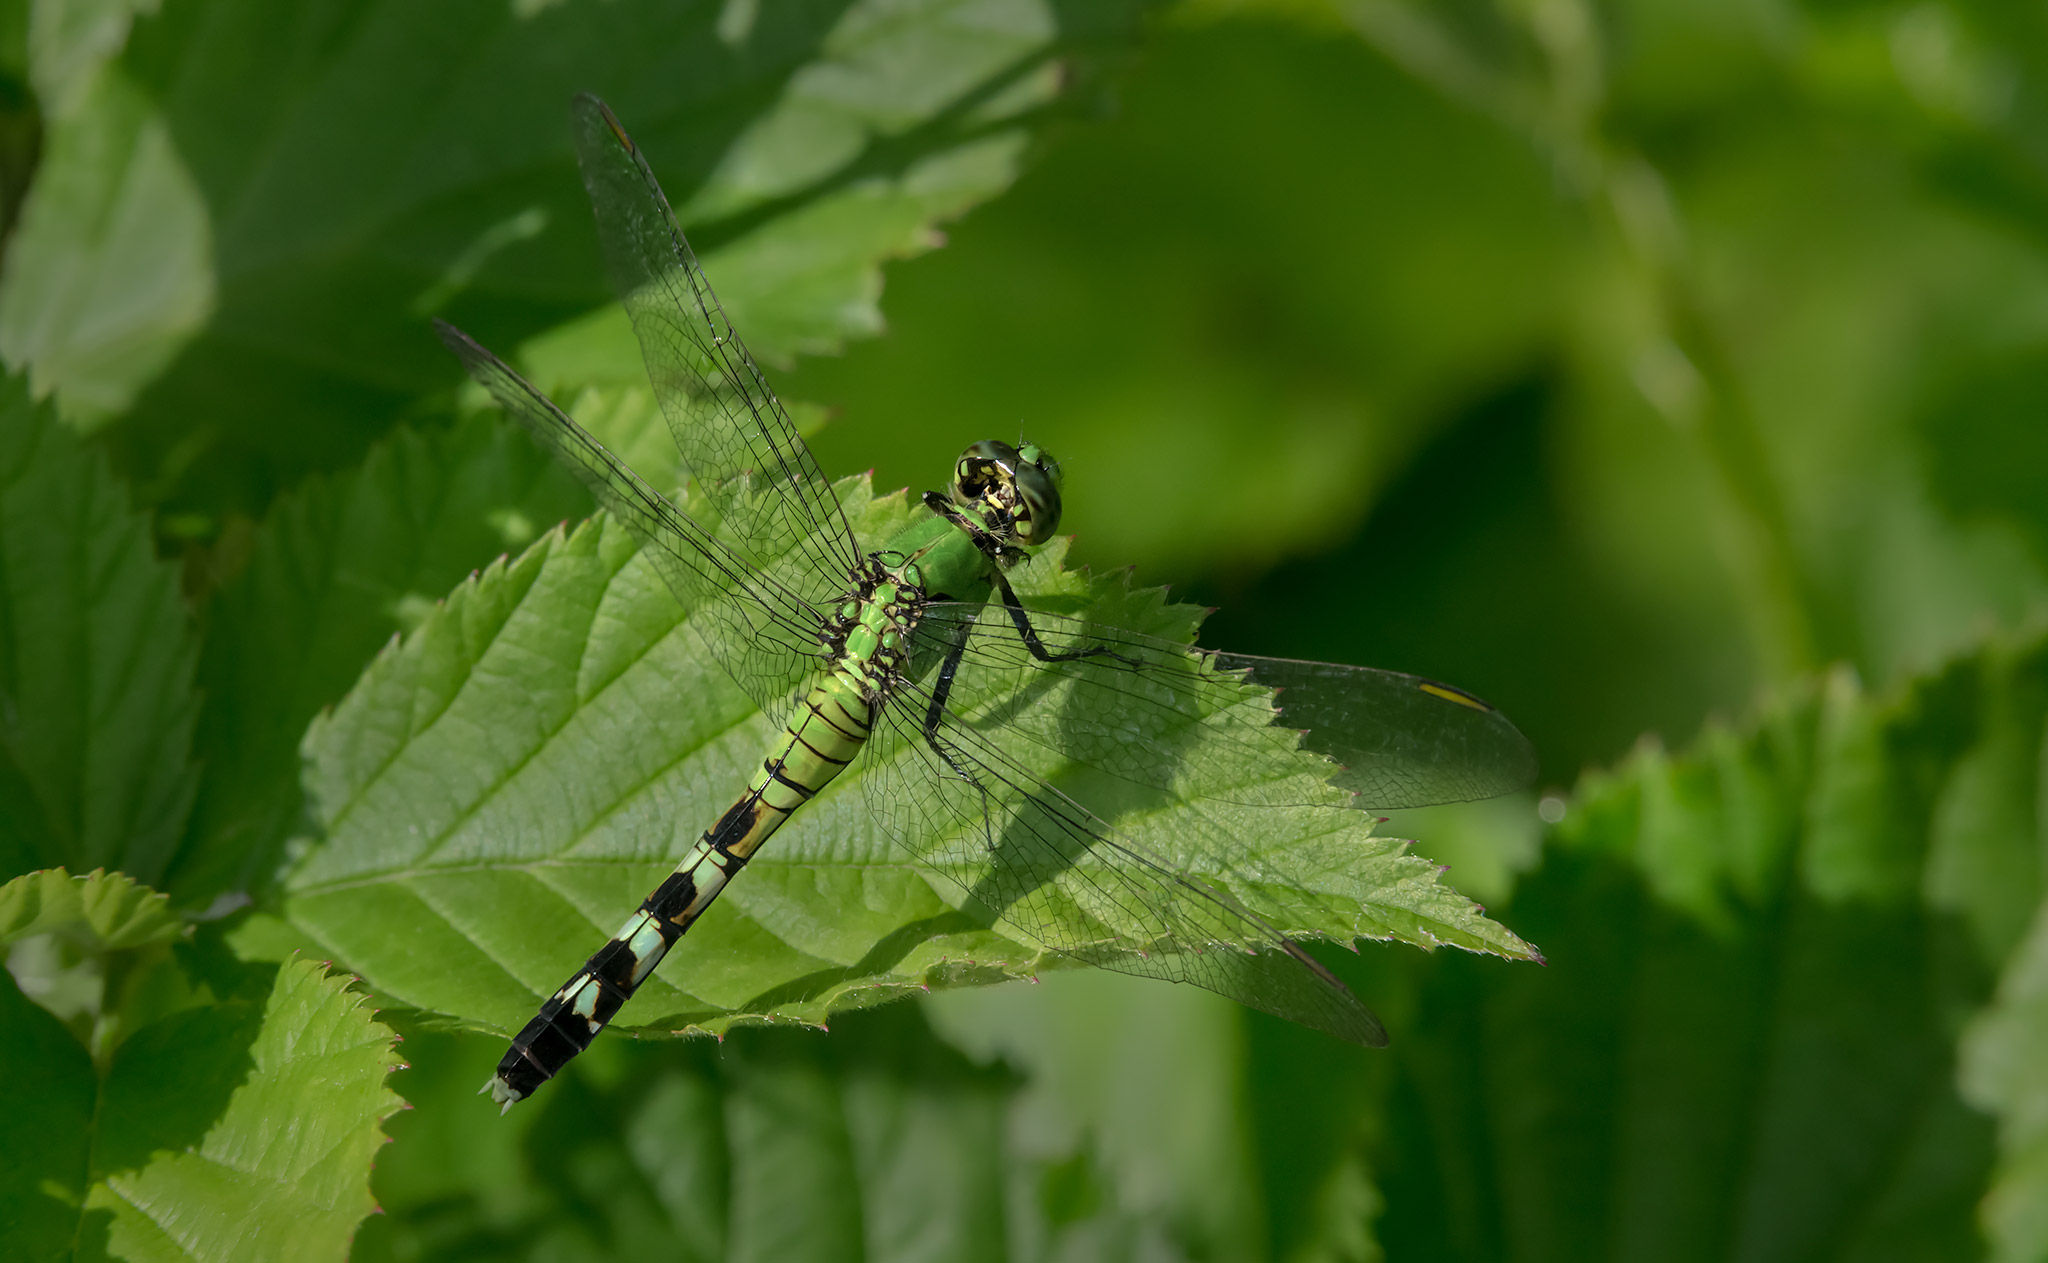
821,498,1010,703
878,510,998,602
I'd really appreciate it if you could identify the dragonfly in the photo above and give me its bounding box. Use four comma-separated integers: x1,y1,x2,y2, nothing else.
438,95,1536,1110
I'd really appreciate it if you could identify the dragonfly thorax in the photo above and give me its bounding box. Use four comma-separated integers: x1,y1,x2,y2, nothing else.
823,554,927,703
951,440,1062,547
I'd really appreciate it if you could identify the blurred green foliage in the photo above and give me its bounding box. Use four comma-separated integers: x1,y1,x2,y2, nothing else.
4,0,2048,1260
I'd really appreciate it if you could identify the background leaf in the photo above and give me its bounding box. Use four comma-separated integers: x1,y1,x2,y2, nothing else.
0,870,404,1263
0,943,97,1263
79,954,403,1263
794,12,1576,582
0,0,1153,537
1962,881,2048,1263
355,1000,1180,1263
0,55,213,420
0,375,198,887
1338,630,2048,1260
167,412,587,905
0,867,182,952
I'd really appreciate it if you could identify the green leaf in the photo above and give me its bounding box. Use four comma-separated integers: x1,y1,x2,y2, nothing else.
0,871,168,1261
278,479,1531,1045
0,869,403,1263
1952,632,2048,1261
354,1001,1181,1263
0,0,1152,523
1351,632,2048,1260
1916,344,2048,573
79,955,403,1263
0,867,188,1061
927,968,1273,1258
0,951,97,1263
21,0,156,118
0,868,181,953
0,59,213,422
168,412,587,905
516,338,833,500
0,375,198,886
1962,904,2048,1263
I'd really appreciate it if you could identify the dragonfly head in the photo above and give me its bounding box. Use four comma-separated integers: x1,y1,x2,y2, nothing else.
952,440,1063,547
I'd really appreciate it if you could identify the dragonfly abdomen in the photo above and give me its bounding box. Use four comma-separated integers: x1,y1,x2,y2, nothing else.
487,676,874,1108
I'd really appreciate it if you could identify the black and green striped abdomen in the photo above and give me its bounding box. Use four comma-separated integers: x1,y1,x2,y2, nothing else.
488,676,874,1107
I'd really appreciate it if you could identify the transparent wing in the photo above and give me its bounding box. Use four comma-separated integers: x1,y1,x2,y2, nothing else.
570,94,863,601
908,603,1538,813
860,677,1388,1047
437,323,829,713
1213,652,1538,806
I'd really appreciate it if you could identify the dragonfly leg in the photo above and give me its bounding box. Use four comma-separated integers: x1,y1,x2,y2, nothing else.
919,617,1001,851
922,619,969,742
990,570,1140,668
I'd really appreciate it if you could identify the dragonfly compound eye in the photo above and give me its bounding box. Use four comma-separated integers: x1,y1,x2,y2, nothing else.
952,439,1060,545
1010,442,1062,544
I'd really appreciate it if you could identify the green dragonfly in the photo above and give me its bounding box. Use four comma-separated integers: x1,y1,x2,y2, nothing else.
438,96,1536,1110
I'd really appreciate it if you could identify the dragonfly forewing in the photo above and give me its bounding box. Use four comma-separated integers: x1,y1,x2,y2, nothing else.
909,602,1538,814
569,94,864,603
1214,654,1538,808
437,322,830,715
